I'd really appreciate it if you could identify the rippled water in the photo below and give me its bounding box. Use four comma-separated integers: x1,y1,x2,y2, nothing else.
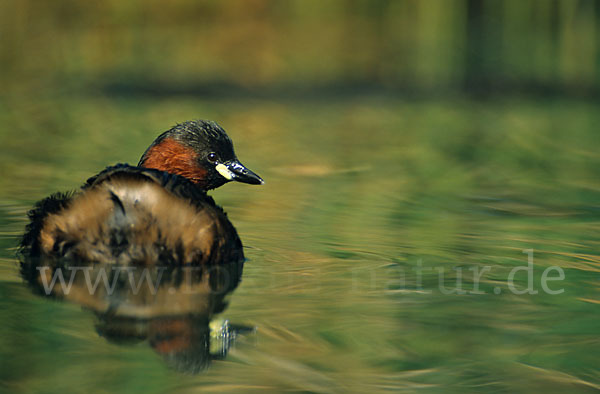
1,95,599,393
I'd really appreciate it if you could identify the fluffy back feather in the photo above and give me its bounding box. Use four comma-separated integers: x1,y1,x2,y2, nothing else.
20,165,244,266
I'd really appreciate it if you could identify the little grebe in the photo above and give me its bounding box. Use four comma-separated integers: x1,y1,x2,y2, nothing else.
20,120,263,266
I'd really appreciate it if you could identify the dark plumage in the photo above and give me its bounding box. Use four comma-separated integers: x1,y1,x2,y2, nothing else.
19,120,263,267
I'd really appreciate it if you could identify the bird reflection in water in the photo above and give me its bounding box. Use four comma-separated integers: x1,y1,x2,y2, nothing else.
19,259,251,374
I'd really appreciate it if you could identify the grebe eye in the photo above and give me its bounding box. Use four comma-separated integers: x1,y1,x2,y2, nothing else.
207,152,218,163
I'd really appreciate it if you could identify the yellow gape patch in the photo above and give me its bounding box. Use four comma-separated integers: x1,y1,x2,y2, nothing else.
215,163,235,180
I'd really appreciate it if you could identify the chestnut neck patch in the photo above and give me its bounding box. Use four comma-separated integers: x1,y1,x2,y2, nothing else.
139,138,208,184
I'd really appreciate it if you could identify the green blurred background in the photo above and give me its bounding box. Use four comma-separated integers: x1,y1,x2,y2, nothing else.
1,1,600,393
2,0,599,97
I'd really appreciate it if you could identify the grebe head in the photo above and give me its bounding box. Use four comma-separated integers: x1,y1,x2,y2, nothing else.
138,120,264,190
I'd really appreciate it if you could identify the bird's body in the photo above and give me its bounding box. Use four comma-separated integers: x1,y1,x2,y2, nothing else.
19,120,263,267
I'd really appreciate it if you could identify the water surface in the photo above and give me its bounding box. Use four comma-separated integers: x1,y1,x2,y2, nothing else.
1,94,599,393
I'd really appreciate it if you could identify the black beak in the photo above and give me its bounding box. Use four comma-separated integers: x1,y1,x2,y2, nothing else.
222,160,264,185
